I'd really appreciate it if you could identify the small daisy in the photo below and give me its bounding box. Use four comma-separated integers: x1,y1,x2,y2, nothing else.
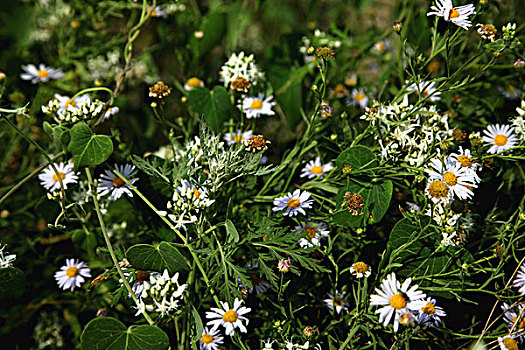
38,162,79,192
449,146,481,182
123,270,160,299
278,258,291,273
373,40,390,54
199,327,224,350
406,81,441,102
348,88,369,109
425,179,454,205
54,259,91,291
398,310,415,327
323,290,348,314
426,157,477,200
272,189,313,217
241,94,275,119
54,93,91,113
498,335,518,350
501,302,525,337
146,5,167,17
482,124,518,154
370,272,427,332
294,221,329,248
350,261,372,278
300,157,334,179
426,0,476,30
415,297,446,327
97,164,138,201
184,77,204,91
20,64,64,84
513,263,525,295
206,298,251,336
224,130,253,146
102,106,119,122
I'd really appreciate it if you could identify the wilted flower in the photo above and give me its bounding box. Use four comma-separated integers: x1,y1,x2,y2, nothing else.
350,261,372,278
149,81,172,99
245,135,271,153
342,192,365,215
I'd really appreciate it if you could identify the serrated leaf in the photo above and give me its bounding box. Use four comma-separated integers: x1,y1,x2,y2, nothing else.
0,267,26,299
225,219,239,243
126,241,190,275
336,145,378,172
68,122,113,170
188,86,232,132
81,317,169,350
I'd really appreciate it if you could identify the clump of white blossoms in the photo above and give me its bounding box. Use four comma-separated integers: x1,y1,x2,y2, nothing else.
361,95,452,167
42,96,106,124
164,179,214,229
426,0,476,30
219,52,265,88
135,270,187,318
0,244,16,268
511,100,525,141
425,203,474,246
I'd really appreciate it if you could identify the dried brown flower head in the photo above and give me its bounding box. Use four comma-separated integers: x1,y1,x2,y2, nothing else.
315,47,335,60
476,24,498,42
230,77,252,92
149,81,172,99
245,135,271,153
452,128,467,142
342,192,365,215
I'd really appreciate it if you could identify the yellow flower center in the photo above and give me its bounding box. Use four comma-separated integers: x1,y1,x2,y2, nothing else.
399,313,412,324
310,165,323,174
65,99,77,109
355,93,365,102
422,89,429,97
333,297,343,307
233,135,244,143
304,226,317,239
37,70,49,78
251,99,263,109
457,155,472,167
223,309,238,323
428,180,449,198
52,172,66,182
200,334,213,344
443,172,457,186
449,8,460,19
193,188,200,199
352,261,369,274
187,77,202,88
112,177,125,188
494,134,508,146
376,43,385,51
512,316,525,329
286,198,301,209
422,302,435,315
508,85,516,93
503,338,518,350
66,266,79,278
389,294,407,309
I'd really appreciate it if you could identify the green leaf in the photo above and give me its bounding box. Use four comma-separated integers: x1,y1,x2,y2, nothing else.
191,305,204,342
126,241,190,275
81,317,169,350
225,219,240,243
195,12,226,57
0,267,26,299
336,145,378,172
68,122,113,170
188,86,232,132
368,179,393,223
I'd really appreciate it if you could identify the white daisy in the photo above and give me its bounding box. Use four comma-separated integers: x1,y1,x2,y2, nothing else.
184,77,205,91
369,272,427,332
54,259,91,291
482,124,518,154
146,5,167,17
224,130,253,146
350,261,372,278
20,64,64,84
102,106,119,122
449,146,481,182
425,157,477,200
415,297,446,327
38,162,79,192
206,298,251,336
0,244,16,268
199,327,224,350
294,221,329,248
241,94,275,119
426,0,476,30
97,164,138,201
406,81,441,102
349,88,369,109
398,310,415,327
373,40,390,54
300,157,334,179
425,179,454,205
501,302,525,339
498,335,519,350
272,189,313,217
513,263,525,295
323,290,348,314
54,93,91,114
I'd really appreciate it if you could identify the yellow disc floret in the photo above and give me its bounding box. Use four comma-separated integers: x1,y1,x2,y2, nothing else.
494,134,508,146
251,99,263,109
223,309,238,323
457,155,472,167
422,302,436,315
37,70,49,78
52,172,66,182
443,172,457,186
200,334,213,344
428,180,449,198
352,261,369,274
287,198,301,209
389,294,407,309
449,8,460,19
66,266,79,278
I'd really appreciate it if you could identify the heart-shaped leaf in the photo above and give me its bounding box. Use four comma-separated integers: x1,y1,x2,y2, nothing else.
188,86,232,132
126,241,190,275
336,145,378,172
81,317,169,350
68,122,113,170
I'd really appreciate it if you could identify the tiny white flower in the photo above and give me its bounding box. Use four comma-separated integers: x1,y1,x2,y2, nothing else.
102,106,119,122
498,335,518,350
224,130,253,146
21,64,64,84
300,157,334,179
206,298,251,336
406,81,441,102
184,77,204,91
199,327,224,350
349,88,369,109
0,244,16,268
272,189,313,217
323,290,348,314
146,5,167,17
294,221,329,248
97,164,138,201
482,124,518,154
415,297,446,327
54,259,91,291
426,0,476,30
54,93,91,114
38,162,79,192
241,94,275,119
350,261,372,278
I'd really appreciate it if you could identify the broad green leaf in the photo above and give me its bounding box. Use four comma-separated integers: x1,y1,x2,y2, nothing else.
81,317,169,350
225,219,239,243
126,241,190,275
0,267,26,299
191,305,204,342
368,179,393,223
336,145,378,172
68,122,113,170
196,12,226,57
188,86,232,132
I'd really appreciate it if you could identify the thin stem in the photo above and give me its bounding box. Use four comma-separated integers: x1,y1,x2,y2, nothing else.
84,168,155,325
